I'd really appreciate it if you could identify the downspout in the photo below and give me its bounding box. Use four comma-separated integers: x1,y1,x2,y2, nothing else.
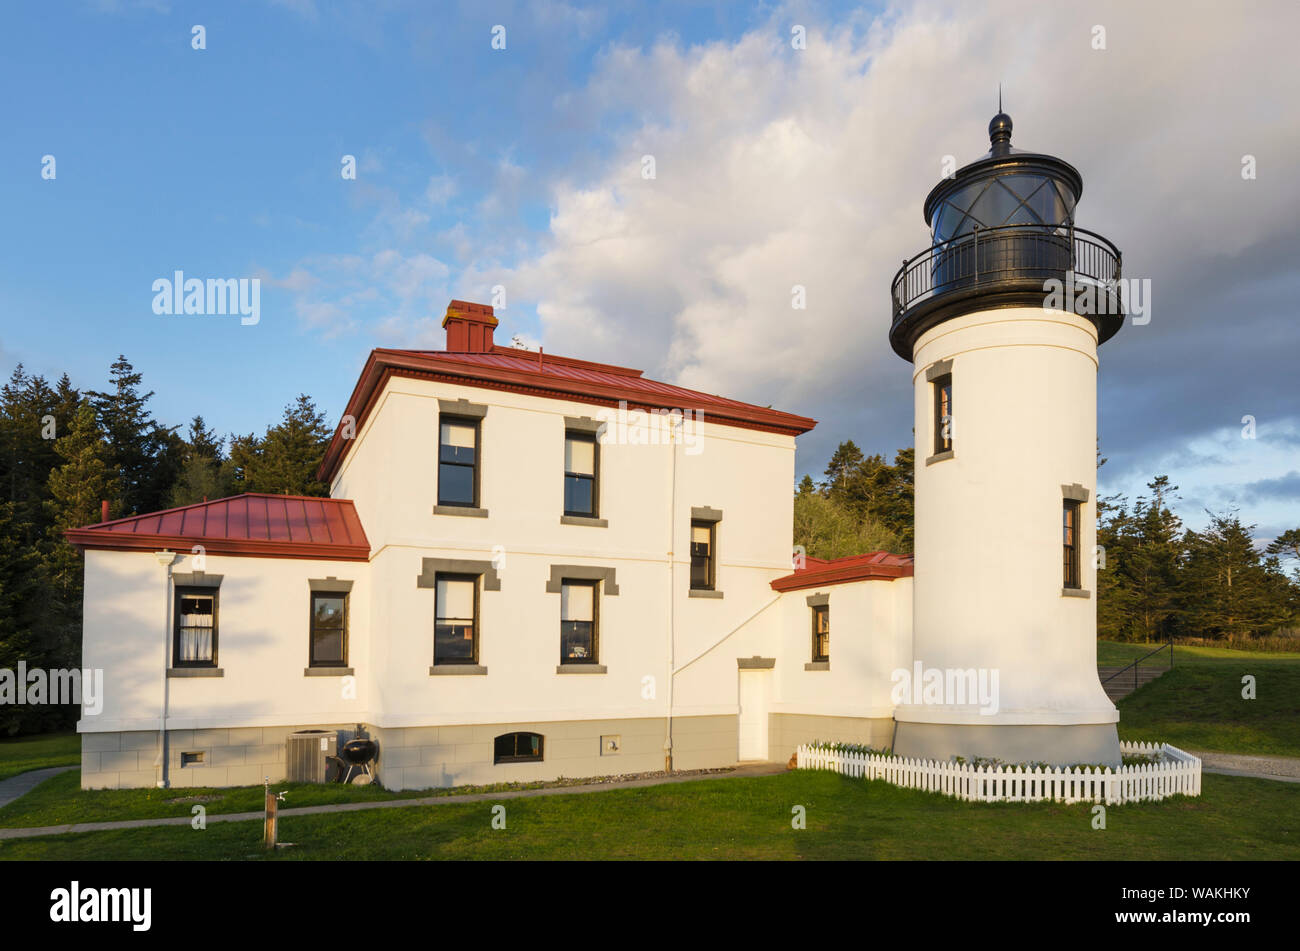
154,550,177,788
665,417,678,773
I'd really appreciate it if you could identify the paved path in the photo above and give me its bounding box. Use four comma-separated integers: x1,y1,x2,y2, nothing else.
0,766,75,809
0,762,787,841
1189,750,1300,784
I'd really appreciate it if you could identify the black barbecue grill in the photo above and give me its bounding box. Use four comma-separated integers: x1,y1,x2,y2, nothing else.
338,728,378,784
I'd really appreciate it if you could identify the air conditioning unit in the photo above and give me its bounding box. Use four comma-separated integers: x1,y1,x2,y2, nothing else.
286,729,338,783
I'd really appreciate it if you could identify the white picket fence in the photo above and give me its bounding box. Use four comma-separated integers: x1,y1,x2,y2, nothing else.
795,740,1201,804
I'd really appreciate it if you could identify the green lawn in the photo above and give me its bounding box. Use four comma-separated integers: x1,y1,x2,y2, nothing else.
0,732,79,782
1100,641,1300,758
0,769,1295,861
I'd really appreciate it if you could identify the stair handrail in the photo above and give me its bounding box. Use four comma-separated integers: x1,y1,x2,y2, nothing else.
1100,640,1174,688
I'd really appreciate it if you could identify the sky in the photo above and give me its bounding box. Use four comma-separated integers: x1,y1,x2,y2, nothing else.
1,0,1297,543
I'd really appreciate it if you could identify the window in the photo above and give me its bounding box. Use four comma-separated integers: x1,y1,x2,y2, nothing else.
564,432,598,517
434,573,478,665
174,588,217,667
438,417,479,507
933,373,953,454
560,580,598,664
690,520,715,590
1063,500,1081,589
812,605,830,662
309,592,348,667
494,731,544,764
180,751,204,767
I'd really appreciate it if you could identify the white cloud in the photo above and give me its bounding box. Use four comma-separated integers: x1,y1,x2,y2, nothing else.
493,0,1300,423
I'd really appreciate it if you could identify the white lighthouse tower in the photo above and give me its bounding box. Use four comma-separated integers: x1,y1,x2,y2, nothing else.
889,111,1125,766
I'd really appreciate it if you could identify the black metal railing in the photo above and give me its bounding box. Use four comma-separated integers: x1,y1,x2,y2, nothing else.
891,222,1122,324
1100,641,1173,694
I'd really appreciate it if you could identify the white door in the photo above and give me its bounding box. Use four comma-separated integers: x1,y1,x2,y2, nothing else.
738,669,770,761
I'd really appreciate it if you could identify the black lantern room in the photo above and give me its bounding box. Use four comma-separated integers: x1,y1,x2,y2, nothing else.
889,112,1123,360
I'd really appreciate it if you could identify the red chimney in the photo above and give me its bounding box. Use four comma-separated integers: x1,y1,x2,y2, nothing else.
101,500,109,522
442,300,498,353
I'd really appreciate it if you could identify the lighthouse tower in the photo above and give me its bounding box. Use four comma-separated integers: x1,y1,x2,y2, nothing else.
889,111,1125,766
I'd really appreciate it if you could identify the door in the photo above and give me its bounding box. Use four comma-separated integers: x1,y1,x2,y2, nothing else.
738,669,770,761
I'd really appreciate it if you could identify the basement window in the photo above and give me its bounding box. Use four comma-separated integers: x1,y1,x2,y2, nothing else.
180,751,204,767
494,732,544,764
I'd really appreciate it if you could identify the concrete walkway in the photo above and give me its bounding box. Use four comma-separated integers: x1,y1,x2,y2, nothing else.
0,762,787,842
0,766,76,809
1189,750,1300,784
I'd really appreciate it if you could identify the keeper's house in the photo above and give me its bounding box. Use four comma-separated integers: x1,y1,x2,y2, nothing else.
68,300,913,790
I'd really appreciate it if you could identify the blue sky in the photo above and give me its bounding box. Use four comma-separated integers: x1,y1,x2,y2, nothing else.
1,1,1297,544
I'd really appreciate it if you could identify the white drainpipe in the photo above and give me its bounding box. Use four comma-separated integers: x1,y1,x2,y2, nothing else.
154,550,177,787
664,418,678,773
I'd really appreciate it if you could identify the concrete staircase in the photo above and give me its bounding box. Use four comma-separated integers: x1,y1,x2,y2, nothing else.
1098,664,1170,702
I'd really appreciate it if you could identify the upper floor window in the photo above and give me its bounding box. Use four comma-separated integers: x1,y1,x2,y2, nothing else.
560,580,599,664
812,604,830,662
494,731,544,764
438,417,479,507
434,573,478,665
1063,500,1081,589
933,373,953,454
690,520,715,590
564,432,598,518
309,592,348,667
175,589,218,667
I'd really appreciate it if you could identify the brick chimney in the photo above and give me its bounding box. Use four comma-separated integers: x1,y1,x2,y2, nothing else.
442,300,498,353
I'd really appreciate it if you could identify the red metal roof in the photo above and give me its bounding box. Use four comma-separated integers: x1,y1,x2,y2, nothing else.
317,344,818,483
64,494,371,562
770,551,913,592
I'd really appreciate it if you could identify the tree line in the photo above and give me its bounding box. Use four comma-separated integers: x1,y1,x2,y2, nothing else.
796,441,1300,644
0,356,333,735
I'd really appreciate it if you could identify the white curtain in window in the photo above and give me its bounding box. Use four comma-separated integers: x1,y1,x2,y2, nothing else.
179,629,211,662
561,583,594,622
437,578,475,620
564,437,595,475
441,422,476,448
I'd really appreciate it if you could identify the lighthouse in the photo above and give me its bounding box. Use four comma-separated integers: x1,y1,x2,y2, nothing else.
889,111,1125,766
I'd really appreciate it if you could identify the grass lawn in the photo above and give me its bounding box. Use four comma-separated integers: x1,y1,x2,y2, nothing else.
1100,641,1300,758
0,769,1295,861
0,733,79,782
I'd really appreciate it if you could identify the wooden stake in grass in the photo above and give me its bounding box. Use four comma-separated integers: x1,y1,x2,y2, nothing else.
263,777,286,849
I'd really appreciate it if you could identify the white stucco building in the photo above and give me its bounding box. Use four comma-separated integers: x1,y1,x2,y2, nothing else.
69,300,915,790
69,111,1123,789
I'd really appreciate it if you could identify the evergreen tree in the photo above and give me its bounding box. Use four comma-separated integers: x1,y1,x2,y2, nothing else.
823,440,864,495
1126,476,1186,641
1183,511,1291,643
87,355,169,514
43,402,122,659
230,395,332,496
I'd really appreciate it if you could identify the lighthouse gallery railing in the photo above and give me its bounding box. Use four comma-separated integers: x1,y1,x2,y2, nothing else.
890,222,1123,325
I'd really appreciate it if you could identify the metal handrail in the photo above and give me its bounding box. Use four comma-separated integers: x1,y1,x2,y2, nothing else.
1100,641,1174,693
890,222,1122,321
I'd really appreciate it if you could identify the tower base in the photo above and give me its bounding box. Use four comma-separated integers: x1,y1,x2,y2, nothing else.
893,721,1120,768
